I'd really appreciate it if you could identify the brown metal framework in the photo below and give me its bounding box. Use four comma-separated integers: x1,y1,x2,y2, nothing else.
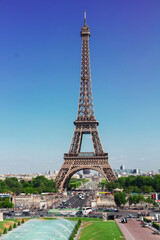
55,12,117,191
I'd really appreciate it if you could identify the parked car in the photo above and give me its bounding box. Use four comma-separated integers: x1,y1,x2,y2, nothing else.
127,214,135,218
82,207,92,216
114,208,119,212
70,211,77,216
14,212,22,216
76,211,83,217
62,212,68,216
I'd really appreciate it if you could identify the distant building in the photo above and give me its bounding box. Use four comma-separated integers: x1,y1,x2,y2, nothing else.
72,173,80,179
83,169,90,174
114,167,141,176
132,169,140,174
48,170,52,175
120,165,125,170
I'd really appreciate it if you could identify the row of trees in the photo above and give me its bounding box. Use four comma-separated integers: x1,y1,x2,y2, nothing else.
1,219,25,236
114,192,158,207
0,175,89,194
0,176,89,194
68,178,89,189
128,195,157,206
0,176,57,194
102,175,160,193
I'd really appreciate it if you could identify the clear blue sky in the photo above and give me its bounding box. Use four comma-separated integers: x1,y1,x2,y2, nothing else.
0,0,160,173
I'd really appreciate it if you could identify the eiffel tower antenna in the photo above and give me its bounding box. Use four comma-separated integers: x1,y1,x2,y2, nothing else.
84,10,87,26
55,12,117,191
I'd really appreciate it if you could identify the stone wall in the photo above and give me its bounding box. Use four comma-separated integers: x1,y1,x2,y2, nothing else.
96,195,116,207
0,213,3,221
12,194,59,209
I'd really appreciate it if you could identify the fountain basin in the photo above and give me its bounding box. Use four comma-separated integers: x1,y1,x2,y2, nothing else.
2,218,76,240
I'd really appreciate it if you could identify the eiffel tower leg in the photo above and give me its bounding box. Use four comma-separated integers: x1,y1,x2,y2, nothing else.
91,125,103,154
55,166,70,191
102,163,117,182
68,126,82,154
55,156,117,192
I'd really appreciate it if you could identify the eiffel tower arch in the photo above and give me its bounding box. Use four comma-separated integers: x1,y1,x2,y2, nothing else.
55,12,117,192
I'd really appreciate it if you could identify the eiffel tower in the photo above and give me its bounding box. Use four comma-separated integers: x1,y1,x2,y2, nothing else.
55,12,117,191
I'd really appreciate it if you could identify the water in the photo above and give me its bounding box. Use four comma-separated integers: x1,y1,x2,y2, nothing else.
1,219,76,240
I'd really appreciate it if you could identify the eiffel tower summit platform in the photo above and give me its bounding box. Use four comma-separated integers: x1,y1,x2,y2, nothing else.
55,12,117,192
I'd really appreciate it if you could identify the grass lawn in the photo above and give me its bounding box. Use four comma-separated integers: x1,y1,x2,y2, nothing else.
79,221,124,240
0,218,27,233
65,217,103,222
42,218,56,220
0,219,18,233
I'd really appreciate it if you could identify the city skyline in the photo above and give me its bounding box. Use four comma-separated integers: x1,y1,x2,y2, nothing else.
0,0,160,173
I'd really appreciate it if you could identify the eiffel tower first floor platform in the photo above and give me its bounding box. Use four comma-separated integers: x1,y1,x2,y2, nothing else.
55,152,117,192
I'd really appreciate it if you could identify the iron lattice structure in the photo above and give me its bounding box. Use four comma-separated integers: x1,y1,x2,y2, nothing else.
55,12,117,191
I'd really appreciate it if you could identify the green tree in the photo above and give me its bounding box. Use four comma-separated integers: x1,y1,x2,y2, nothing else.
146,196,154,204
4,177,22,194
133,186,140,193
0,176,58,194
74,228,77,235
3,228,7,234
125,176,136,188
141,185,150,193
9,225,12,231
137,195,145,203
0,197,14,208
146,197,158,206
118,177,126,188
114,192,127,207
101,179,107,189
13,223,17,228
128,195,136,205
128,195,133,205
107,181,120,192
69,178,88,189
153,175,160,192
128,194,145,206
153,201,158,207
24,187,35,194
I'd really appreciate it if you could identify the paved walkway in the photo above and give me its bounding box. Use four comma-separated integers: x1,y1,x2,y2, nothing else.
116,219,160,240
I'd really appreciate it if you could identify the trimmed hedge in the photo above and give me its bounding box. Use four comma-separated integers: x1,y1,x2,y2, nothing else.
22,219,24,224
74,228,77,234
18,221,21,226
69,219,81,240
13,223,17,228
143,217,151,223
3,228,7,234
152,222,160,230
9,225,12,231
69,236,74,240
